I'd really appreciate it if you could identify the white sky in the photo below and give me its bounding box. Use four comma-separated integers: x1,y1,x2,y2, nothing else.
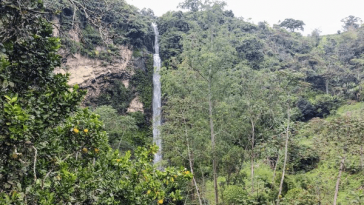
126,0,364,35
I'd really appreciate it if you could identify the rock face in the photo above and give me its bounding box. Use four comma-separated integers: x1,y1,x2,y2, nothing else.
58,53,149,112
56,51,131,85
52,18,150,113
55,46,132,95
127,96,144,113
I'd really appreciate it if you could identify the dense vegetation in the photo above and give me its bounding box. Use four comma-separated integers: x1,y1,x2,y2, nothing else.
44,0,156,63
0,0,190,204
157,1,364,204
1,0,364,204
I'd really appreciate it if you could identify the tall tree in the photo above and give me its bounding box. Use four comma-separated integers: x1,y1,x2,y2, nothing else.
0,0,85,194
341,15,362,31
229,68,284,193
276,70,304,204
279,18,305,32
163,6,235,203
178,0,202,12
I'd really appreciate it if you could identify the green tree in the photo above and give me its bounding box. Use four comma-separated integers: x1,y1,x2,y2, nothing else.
178,0,203,12
230,68,284,193
182,27,236,205
279,18,305,32
341,15,362,31
0,0,85,194
93,105,138,150
275,70,305,204
162,93,205,205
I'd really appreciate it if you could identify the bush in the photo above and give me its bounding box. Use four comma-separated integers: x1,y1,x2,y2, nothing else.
282,188,318,205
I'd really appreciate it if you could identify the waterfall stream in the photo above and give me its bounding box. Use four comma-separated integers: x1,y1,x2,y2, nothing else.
152,23,162,165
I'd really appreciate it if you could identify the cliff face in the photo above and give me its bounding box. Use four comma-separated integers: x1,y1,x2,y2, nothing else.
57,52,149,113
52,18,150,113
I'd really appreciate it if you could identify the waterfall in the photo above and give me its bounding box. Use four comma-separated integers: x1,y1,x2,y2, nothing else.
152,23,162,165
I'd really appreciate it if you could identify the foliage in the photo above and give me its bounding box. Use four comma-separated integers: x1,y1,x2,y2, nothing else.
95,80,133,114
297,95,342,121
279,18,306,32
341,15,363,31
0,0,84,194
0,1,192,204
3,0,364,204
131,55,154,114
235,36,265,69
157,1,364,204
0,108,192,204
281,188,318,205
44,0,156,62
93,105,140,151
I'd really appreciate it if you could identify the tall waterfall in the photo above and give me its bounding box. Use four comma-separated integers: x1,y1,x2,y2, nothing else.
152,23,162,164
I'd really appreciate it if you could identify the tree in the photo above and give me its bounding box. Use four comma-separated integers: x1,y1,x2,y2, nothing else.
276,70,305,204
341,15,362,31
279,18,305,32
229,68,284,193
0,0,192,203
93,106,138,150
162,93,205,205
162,4,236,203
178,0,203,12
235,36,265,69
0,0,85,194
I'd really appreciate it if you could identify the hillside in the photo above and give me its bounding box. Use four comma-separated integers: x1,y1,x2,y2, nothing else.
1,0,364,204
156,2,364,204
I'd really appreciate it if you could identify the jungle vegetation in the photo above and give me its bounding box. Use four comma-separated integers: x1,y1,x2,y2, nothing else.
1,0,364,204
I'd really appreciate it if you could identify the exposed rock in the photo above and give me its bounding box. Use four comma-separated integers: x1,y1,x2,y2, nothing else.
79,71,131,104
54,45,132,86
52,18,60,37
127,96,144,113
122,80,129,88
52,17,149,113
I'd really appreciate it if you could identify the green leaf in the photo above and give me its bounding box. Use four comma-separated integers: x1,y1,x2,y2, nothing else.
11,96,17,103
2,80,8,88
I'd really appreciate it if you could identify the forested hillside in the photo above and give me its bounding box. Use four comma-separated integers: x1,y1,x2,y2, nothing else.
1,0,364,204
158,1,364,204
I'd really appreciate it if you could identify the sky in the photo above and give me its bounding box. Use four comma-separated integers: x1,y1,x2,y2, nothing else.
126,0,364,35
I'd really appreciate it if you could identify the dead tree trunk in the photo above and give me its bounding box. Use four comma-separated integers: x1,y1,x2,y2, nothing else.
251,119,255,193
333,157,345,205
277,107,290,204
360,145,363,171
272,151,280,187
183,116,203,205
208,78,218,205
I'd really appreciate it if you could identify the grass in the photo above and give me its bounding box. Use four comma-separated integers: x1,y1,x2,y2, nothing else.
326,102,364,121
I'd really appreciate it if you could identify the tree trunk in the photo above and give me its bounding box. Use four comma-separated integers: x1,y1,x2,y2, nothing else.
251,119,255,193
325,79,329,95
277,107,290,204
360,145,363,171
208,79,218,205
333,157,345,205
183,117,203,205
272,151,280,187
116,132,125,150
